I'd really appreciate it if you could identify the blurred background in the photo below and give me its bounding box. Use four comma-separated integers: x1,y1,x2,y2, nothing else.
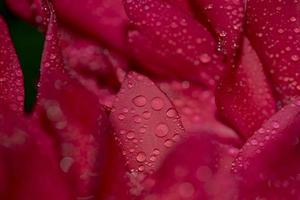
0,0,44,111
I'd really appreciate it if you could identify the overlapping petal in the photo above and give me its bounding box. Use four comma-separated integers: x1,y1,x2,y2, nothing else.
142,133,238,200
124,0,225,87
0,16,24,113
52,0,129,53
216,38,276,139
0,104,73,200
191,0,244,61
246,0,300,104
232,99,300,199
110,72,185,187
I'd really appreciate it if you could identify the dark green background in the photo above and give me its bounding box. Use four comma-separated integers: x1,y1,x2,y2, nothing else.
0,0,44,112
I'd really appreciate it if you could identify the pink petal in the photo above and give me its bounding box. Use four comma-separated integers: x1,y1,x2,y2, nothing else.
5,0,36,22
0,17,24,113
157,80,240,143
110,72,185,177
96,133,130,200
36,10,111,198
59,28,123,89
0,148,7,200
216,38,276,139
232,99,300,199
0,104,72,200
53,0,128,52
192,0,244,61
124,0,225,87
143,133,238,200
246,0,300,103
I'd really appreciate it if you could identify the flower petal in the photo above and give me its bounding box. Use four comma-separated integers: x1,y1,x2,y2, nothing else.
36,10,112,198
232,99,300,198
143,133,238,200
124,0,224,87
216,38,276,139
191,0,244,61
53,0,128,52
0,104,72,200
110,72,185,177
0,17,24,113
246,0,300,103
157,80,240,143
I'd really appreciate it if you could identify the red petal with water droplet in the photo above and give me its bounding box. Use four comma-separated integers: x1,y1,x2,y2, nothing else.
216,38,276,139
246,0,300,103
59,28,121,89
110,72,185,176
232,100,300,198
143,133,238,200
35,11,111,198
157,80,240,144
124,0,224,87
0,17,24,113
0,104,73,200
52,0,128,53
192,0,244,61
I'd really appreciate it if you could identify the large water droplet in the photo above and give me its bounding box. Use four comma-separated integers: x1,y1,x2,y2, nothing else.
155,123,169,137
132,95,147,107
136,152,147,162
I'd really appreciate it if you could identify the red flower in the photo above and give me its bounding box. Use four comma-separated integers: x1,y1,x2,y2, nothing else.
1,0,300,199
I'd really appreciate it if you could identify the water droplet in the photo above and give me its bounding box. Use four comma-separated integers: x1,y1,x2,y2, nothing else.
164,139,174,148
136,152,146,162
118,114,125,120
151,97,164,111
155,123,169,137
291,55,299,62
60,157,74,173
153,148,160,155
132,95,147,107
166,108,177,118
200,53,211,63
272,121,280,129
127,131,135,139
142,111,152,119
133,115,142,123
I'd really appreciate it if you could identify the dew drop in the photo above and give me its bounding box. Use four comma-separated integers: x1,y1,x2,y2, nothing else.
132,95,147,107
200,53,211,63
155,123,169,137
164,139,174,148
60,157,74,173
291,55,299,62
151,97,164,111
142,111,152,119
127,131,135,139
136,152,147,162
166,108,177,118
